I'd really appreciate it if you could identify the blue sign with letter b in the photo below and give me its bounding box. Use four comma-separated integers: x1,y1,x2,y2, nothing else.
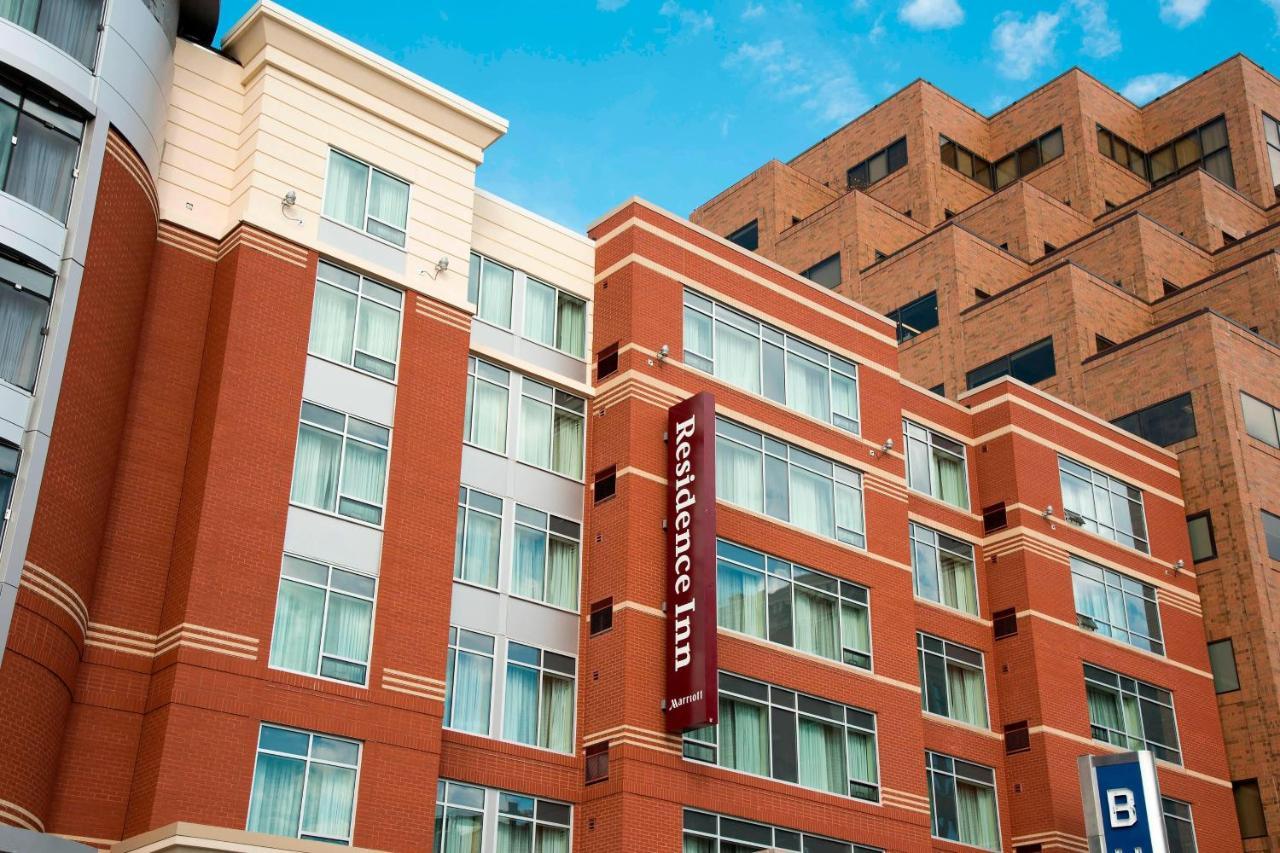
1095,760,1151,852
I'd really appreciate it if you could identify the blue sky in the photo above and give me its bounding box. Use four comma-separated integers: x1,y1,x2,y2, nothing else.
218,0,1278,232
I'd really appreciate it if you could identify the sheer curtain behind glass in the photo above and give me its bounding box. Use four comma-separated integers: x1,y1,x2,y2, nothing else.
324,592,372,676
460,510,500,587
956,782,998,850
948,665,987,727
552,408,583,479
269,580,323,674
496,819,532,853
479,261,513,328
939,551,977,614
786,354,829,421
715,322,760,392
367,171,408,245
720,699,768,776
9,114,78,220
37,0,102,66
247,754,304,837
355,298,400,374
0,285,46,390
301,762,355,840
540,675,573,752
440,809,482,853
793,587,838,659
291,426,341,511
546,537,578,610
717,561,765,637
716,437,763,511
524,279,556,346
504,664,539,745
451,652,493,735
309,282,356,364
797,718,844,794
324,152,367,229
512,526,545,599
556,295,585,357
340,439,386,522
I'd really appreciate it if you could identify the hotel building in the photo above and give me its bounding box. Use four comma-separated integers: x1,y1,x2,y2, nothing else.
0,1,1252,852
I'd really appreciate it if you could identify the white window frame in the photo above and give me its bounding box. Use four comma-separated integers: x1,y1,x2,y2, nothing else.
904,420,970,510
454,486,504,590
909,522,979,616
309,260,404,382
290,401,392,528
464,356,511,456
1070,555,1163,654
268,553,378,688
681,808,883,853
1058,455,1149,553
443,626,497,736
468,251,516,330
511,503,582,613
434,780,573,853
321,148,411,248
523,275,587,359
247,723,362,845
1162,796,1198,853
517,376,586,482
683,288,861,434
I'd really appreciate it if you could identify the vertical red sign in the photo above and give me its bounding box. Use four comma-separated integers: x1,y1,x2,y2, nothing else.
665,391,718,732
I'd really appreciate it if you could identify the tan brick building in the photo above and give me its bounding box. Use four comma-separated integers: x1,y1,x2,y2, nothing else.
692,53,1280,850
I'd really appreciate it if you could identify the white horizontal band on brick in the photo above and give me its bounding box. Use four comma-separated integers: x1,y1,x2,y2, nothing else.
83,621,259,661
1010,830,1088,852
1015,610,1212,680
0,797,43,831
1029,725,1230,787
381,667,446,702
19,562,89,638
720,627,921,695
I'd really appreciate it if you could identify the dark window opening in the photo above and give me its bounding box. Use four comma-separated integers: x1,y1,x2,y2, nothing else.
1264,509,1280,561
585,741,609,782
929,383,945,397
1186,512,1217,563
1104,200,1119,212
1004,721,1030,754
1207,638,1240,694
887,291,939,342
993,608,1018,639
982,503,1008,534
1233,779,1268,839
1095,334,1116,353
1096,124,1149,181
847,136,908,189
1043,242,1057,254
727,220,759,251
589,598,614,635
1148,115,1233,188
596,343,619,380
1222,230,1238,245
802,253,842,288
944,208,956,219
873,250,887,263
965,337,1055,390
974,288,991,300
1162,279,1180,296
593,466,617,503
1110,392,1197,446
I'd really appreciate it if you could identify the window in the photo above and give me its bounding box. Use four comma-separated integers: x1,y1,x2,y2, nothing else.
904,421,969,509
524,277,586,358
1004,721,1029,754
684,289,861,432
1233,779,1268,839
464,356,510,454
910,522,978,615
966,337,1056,389
0,443,16,541
588,598,613,635
1265,113,1280,189
887,291,938,342
468,252,515,328
596,343,618,380
518,377,585,479
1148,115,1233,187
512,504,581,610
455,487,502,588
1242,391,1280,448
682,808,882,853
929,383,945,397
1096,125,1149,180
434,780,572,852
247,724,360,844
715,417,865,547
802,253,841,289
1162,798,1197,853
1058,455,1149,553
269,554,376,686
1186,512,1216,563
982,503,1007,534
926,752,1000,851
847,137,907,189
443,627,495,735
1070,555,1163,653
593,466,616,503
585,742,608,783
0,253,53,391
940,136,992,188
290,402,390,526
716,538,871,669
1,0,103,66
308,261,403,380
1111,393,1197,446
503,641,576,753
684,672,879,802
1084,663,1181,763
918,633,988,727
0,76,84,221
1207,638,1240,694
1264,509,1280,561
727,220,759,251
322,150,409,246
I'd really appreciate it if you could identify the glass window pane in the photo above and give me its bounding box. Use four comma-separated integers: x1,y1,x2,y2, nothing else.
1242,394,1279,447
270,580,325,674
524,279,557,347
301,763,356,840
478,259,514,328
291,424,342,512
248,752,305,837
324,152,368,229
0,283,49,390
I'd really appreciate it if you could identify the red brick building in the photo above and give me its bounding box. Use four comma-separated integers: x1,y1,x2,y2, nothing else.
0,3,1251,853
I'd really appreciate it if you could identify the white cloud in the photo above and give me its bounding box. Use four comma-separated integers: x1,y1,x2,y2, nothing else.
596,0,629,10
660,0,715,33
991,10,1060,79
1159,0,1209,27
725,32,864,125
742,2,766,19
868,13,887,42
1263,0,1280,28
1073,0,1120,57
898,0,964,29
1121,72,1188,104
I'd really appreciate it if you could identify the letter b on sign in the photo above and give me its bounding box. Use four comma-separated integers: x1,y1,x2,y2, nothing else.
1107,789,1137,828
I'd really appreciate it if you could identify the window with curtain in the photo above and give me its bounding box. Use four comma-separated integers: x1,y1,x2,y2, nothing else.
715,538,871,670
455,487,502,589
917,632,988,728
0,75,84,222
910,522,978,615
1084,663,1181,763
715,417,865,547
683,671,879,803
681,809,883,853
512,504,581,610
308,261,403,380
444,627,496,736
434,780,572,853
322,149,409,247
1162,797,1197,853
1070,556,1163,654
904,420,969,510
518,377,584,480
1059,455,1149,553
502,641,575,754
1,0,103,66
468,252,515,329
290,402,390,526
268,554,376,686
684,289,860,433
0,443,16,543
0,253,54,392
247,724,360,845
926,752,999,851
523,277,586,358
464,356,510,455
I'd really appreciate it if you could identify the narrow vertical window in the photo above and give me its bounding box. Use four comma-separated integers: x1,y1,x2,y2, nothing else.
443,627,496,735
467,253,515,329
0,77,85,221
247,724,360,844
463,357,510,455
454,487,503,588
0,254,53,391
926,752,1000,851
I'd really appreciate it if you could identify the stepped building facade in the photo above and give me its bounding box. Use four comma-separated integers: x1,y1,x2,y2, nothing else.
0,1,1260,851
